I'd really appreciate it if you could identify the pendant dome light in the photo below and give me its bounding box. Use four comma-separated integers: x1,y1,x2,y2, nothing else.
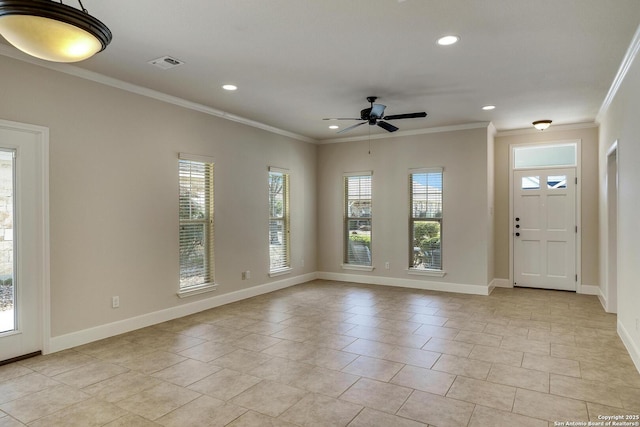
0,0,111,63
532,120,552,131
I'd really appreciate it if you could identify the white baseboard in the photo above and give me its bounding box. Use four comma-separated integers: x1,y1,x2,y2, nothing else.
490,278,512,288
578,284,600,296
597,286,609,312
618,319,640,375
48,272,318,354
317,271,491,296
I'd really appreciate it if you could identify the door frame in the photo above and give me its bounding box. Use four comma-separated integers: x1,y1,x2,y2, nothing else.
508,139,582,292
604,140,618,312
0,119,50,356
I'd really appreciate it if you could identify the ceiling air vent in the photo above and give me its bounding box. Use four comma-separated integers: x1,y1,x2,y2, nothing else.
148,56,185,70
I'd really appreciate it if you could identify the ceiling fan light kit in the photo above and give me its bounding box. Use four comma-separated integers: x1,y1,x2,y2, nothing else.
0,0,112,62
532,119,552,131
324,96,427,134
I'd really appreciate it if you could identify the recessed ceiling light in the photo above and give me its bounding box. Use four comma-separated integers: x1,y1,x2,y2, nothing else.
329,125,339,129
482,105,496,110
437,35,460,46
222,84,237,91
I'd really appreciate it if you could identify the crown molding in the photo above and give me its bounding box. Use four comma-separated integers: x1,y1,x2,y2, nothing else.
0,44,316,144
596,23,640,123
318,122,491,144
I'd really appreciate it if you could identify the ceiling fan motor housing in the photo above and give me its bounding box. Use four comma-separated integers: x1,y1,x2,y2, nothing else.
325,96,426,134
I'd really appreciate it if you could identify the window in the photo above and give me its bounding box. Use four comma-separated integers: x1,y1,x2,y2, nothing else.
0,149,15,333
521,176,540,190
547,175,567,189
178,154,214,295
513,143,577,169
409,169,443,271
269,167,290,273
344,173,372,267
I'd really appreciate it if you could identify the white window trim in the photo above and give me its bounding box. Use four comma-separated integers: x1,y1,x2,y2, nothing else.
269,166,289,174
269,267,293,277
342,264,375,272
407,268,446,277
409,167,443,174
177,283,217,298
344,170,373,177
179,152,216,164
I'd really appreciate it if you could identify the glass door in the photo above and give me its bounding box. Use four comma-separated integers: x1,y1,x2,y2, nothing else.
0,121,46,363
0,149,15,334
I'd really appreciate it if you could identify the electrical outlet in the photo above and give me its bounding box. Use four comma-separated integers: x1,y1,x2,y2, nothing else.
112,296,119,309
385,262,390,270
245,270,251,279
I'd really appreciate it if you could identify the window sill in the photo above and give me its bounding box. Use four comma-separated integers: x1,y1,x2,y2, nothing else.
177,283,217,298
407,268,446,278
342,264,374,272
269,267,292,278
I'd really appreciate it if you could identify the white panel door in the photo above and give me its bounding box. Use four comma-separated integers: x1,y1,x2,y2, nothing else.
513,168,576,291
0,124,44,362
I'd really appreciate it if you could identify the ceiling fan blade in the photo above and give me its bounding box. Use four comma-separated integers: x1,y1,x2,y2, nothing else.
337,122,367,134
369,104,386,119
383,112,427,120
323,118,361,121
377,121,399,132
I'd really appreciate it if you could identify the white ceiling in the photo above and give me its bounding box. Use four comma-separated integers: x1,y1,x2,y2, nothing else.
3,0,640,141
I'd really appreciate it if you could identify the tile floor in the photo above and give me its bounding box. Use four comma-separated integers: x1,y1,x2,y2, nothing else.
1,280,639,426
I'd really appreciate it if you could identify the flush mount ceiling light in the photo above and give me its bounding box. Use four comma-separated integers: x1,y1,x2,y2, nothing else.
437,35,460,46
0,0,112,63
533,120,552,131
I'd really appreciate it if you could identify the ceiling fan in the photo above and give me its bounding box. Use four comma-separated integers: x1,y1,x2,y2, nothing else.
324,96,427,134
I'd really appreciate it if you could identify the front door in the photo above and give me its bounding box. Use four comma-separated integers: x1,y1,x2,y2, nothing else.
0,123,45,362
513,168,576,291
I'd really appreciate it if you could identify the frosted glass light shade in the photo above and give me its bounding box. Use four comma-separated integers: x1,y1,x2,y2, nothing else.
0,0,111,63
532,120,552,131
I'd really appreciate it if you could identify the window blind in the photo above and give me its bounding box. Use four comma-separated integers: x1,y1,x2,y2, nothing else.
409,169,442,270
344,173,372,266
269,168,290,271
179,157,214,289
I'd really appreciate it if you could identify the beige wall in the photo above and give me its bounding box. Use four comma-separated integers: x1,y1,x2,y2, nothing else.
493,127,600,286
599,46,640,367
2,50,617,353
0,56,317,337
317,127,493,289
